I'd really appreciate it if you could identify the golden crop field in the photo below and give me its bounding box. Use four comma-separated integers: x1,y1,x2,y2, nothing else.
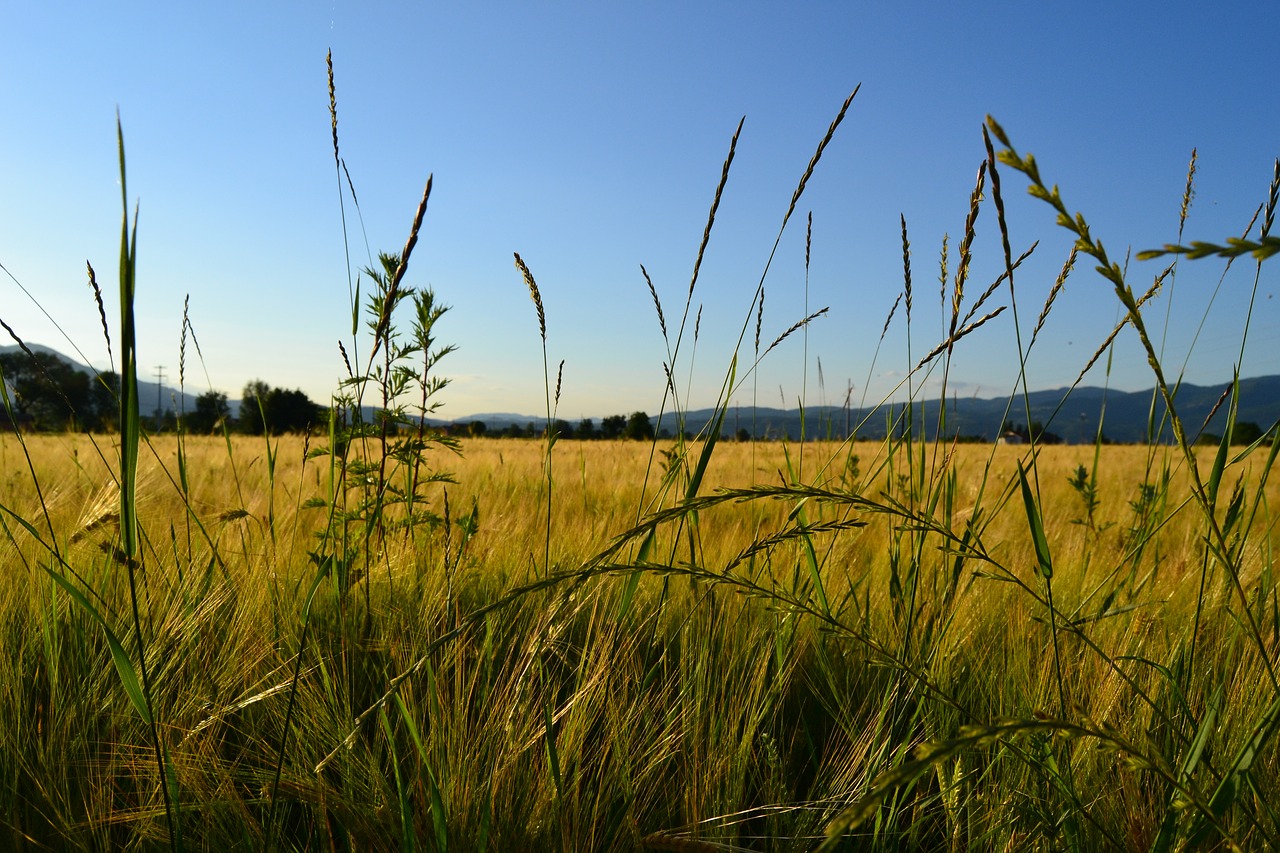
2,429,1278,849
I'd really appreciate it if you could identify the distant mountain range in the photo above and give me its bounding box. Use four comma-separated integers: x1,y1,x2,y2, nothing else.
4,344,1276,443
457,376,1280,444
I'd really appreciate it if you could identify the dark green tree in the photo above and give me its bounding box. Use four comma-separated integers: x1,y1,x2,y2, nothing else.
577,418,597,440
271,388,325,433
238,379,271,434
0,350,106,430
625,411,654,441
187,390,230,434
239,380,322,434
89,370,119,431
601,414,626,439
1233,421,1265,445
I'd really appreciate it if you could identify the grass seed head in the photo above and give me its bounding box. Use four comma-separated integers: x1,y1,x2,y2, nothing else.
514,252,546,342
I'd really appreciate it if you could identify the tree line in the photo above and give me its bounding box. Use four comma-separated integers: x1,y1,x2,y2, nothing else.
0,350,325,435
183,382,327,435
0,350,660,440
464,412,757,442
0,351,117,431
11,350,1270,445
465,412,658,440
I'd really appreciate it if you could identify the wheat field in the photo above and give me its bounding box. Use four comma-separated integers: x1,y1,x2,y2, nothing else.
1,430,1278,850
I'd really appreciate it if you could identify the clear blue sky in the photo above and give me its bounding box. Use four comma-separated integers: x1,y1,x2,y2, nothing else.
2,2,1277,421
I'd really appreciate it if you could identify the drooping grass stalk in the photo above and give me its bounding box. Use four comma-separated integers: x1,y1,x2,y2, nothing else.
989,115,1280,694
984,125,1085,848
989,115,1280,848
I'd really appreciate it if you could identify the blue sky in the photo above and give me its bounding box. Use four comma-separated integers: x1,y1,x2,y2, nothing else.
2,2,1277,421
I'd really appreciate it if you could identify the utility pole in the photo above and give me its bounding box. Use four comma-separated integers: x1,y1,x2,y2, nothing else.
153,365,166,425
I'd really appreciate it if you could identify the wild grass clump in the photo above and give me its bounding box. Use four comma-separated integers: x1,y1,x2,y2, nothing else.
1,55,1279,852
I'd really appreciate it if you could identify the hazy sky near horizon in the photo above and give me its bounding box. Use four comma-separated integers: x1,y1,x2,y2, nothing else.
2,3,1278,420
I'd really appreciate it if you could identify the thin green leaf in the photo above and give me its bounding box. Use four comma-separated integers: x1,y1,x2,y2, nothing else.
1017,462,1053,579
43,568,151,724
1186,694,1280,848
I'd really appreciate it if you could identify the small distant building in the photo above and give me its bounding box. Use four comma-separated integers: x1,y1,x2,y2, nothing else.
997,431,1024,445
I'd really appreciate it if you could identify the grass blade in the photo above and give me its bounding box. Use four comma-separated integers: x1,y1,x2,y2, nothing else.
1017,461,1052,579
43,567,151,724
1186,694,1280,848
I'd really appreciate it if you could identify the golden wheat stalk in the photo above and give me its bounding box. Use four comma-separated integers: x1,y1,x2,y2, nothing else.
641,831,747,852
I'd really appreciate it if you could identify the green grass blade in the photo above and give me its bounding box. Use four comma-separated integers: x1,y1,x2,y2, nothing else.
1206,398,1233,508
43,567,151,724
684,393,731,504
1150,686,1221,853
1186,693,1280,848
1017,461,1053,579
117,117,140,559
379,708,416,853
395,693,449,852
616,526,655,619
543,670,562,800
116,115,180,850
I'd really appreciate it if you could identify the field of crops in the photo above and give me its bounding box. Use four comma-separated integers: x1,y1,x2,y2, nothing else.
2,428,1279,850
